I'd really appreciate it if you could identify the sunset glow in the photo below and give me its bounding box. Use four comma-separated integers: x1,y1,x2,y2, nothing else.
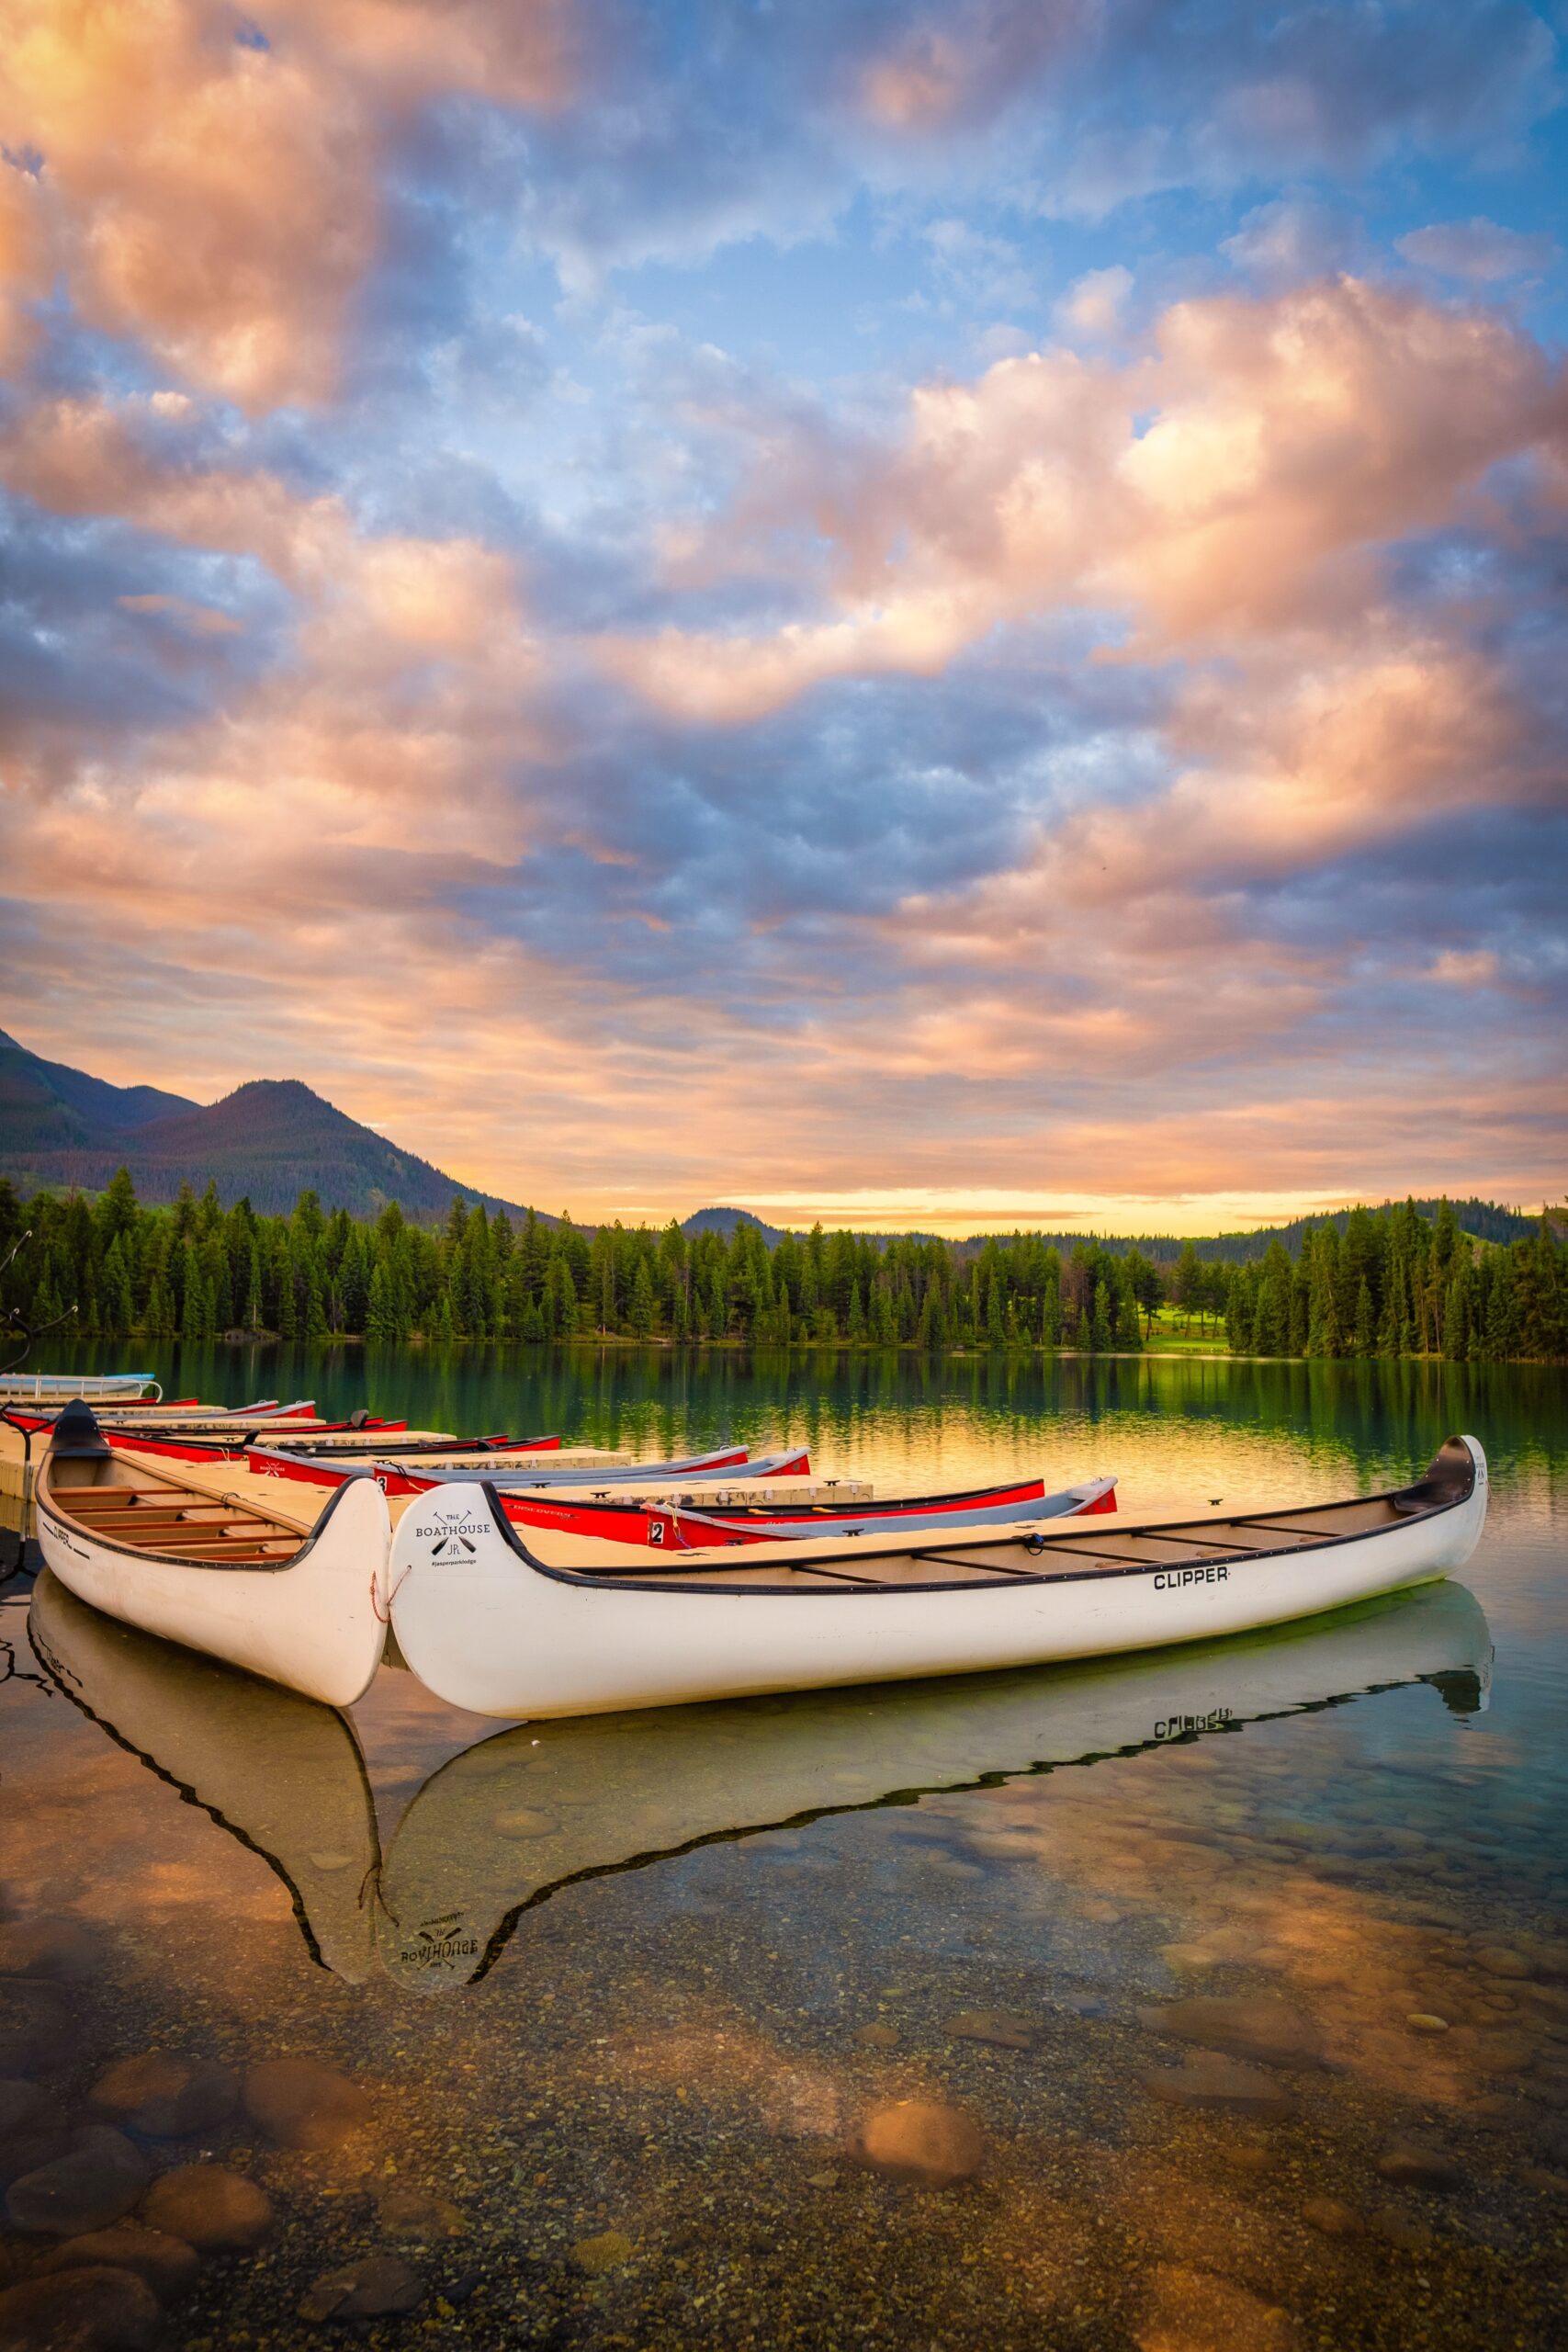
1,1,1564,1227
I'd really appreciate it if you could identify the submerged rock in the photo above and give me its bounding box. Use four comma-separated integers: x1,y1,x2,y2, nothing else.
852,2023,898,2050
1135,2262,1300,2352
0,2265,163,2352
90,2054,238,2141
1375,2143,1464,2192
845,2099,986,2187
1136,1996,1325,2069
242,2057,371,2150
1301,2196,1364,2238
491,1809,558,1839
948,2008,1035,2050
0,2129,78,2195
6,2131,149,2237
39,2228,199,2302
299,2255,423,2322
1474,1947,1532,1980
1140,2051,1298,2119
570,2232,635,2276
139,2165,274,2252
376,2188,466,2241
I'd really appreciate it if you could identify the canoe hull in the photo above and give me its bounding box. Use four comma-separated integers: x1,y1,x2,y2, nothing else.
37,1473,391,1707
389,1441,1489,1719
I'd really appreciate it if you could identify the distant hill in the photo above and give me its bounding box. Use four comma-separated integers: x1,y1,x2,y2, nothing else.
947,1201,1539,1261
0,1034,540,1225
682,1206,785,1244
686,1197,1542,1262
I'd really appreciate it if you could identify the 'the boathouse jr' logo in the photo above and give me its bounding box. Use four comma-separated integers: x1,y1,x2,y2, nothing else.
414,1506,481,1557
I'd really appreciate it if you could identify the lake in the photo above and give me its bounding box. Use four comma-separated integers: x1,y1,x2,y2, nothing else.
3,1346,1565,2348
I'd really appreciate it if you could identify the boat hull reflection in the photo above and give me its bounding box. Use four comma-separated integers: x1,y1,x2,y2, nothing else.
29,1571,382,1983
378,1578,1492,1993
28,1571,1491,1999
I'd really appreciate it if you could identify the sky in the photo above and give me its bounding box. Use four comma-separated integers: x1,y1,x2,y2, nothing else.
1,0,1565,1237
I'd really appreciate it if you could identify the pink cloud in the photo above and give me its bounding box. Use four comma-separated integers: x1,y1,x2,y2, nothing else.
855,1,1090,134
605,277,1562,723
0,1,578,410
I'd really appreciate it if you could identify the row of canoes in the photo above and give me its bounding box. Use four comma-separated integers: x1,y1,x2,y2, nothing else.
17,1393,1492,1720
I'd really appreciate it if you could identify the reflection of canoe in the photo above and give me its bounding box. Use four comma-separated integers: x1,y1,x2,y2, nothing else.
28,1571,381,1983
376,1579,1493,1995
36,1404,389,1705
389,1437,1490,1719
28,1567,1490,1997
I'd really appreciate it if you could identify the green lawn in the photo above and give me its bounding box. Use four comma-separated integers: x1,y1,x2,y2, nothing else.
1141,1308,1233,1355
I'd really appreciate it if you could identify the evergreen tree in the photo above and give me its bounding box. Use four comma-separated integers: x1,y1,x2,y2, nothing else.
100,1234,135,1334
1306,1238,1343,1357
1113,1283,1142,1350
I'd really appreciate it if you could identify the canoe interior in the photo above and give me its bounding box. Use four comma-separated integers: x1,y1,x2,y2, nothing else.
45,1452,308,1565
505,1458,1472,1594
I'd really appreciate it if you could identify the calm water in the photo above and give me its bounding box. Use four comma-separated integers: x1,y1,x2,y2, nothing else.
4,1347,1566,2348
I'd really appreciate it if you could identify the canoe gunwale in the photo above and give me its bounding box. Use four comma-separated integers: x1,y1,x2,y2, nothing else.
477,1441,1479,1599
36,1464,361,1577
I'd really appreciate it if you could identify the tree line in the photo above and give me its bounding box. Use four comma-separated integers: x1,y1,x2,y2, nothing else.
0,1173,1562,1360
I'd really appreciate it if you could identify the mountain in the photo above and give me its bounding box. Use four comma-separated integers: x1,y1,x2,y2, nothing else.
0,1035,539,1224
0,1029,196,1152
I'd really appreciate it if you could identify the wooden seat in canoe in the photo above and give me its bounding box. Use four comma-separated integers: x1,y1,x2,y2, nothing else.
34,1402,393,1706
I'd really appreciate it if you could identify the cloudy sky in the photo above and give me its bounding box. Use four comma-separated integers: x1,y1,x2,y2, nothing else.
2,0,1565,1233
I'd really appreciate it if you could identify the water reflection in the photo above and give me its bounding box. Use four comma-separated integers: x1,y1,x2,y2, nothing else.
30,1571,1492,2000
28,1575,381,1983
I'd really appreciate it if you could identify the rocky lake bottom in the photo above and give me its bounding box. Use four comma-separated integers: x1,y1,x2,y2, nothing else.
2,1348,1565,2349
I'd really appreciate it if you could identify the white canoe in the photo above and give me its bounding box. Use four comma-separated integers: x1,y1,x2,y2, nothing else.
389,1444,792,1490
389,1435,1490,1720
0,1371,158,1401
36,1403,389,1706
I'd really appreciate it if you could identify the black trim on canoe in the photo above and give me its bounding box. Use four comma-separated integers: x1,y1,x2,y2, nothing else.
477,1437,1477,1599
36,1467,362,1577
